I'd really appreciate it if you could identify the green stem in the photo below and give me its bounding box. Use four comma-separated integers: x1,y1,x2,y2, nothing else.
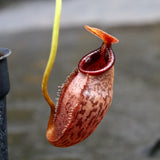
42,0,62,110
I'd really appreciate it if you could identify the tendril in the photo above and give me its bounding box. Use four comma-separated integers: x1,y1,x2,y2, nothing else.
42,0,62,111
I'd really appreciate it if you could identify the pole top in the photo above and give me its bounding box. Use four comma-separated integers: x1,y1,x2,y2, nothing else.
0,47,11,98
0,48,11,61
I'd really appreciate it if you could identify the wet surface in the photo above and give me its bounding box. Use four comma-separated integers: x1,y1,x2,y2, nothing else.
0,23,160,160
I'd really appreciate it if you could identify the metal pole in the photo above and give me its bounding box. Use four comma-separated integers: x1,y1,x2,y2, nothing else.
0,48,11,160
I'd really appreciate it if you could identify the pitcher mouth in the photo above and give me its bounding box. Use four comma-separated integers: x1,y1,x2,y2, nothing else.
78,44,115,75
0,48,11,60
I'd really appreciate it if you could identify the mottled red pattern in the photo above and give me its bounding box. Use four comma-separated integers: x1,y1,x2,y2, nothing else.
46,26,118,147
47,67,114,147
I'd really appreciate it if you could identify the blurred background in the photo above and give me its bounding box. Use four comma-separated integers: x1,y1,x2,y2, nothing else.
0,0,160,160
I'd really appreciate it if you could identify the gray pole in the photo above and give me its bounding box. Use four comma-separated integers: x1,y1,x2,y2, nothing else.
0,48,11,160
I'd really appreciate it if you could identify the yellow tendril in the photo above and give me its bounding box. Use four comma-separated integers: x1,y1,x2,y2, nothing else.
42,0,62,111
